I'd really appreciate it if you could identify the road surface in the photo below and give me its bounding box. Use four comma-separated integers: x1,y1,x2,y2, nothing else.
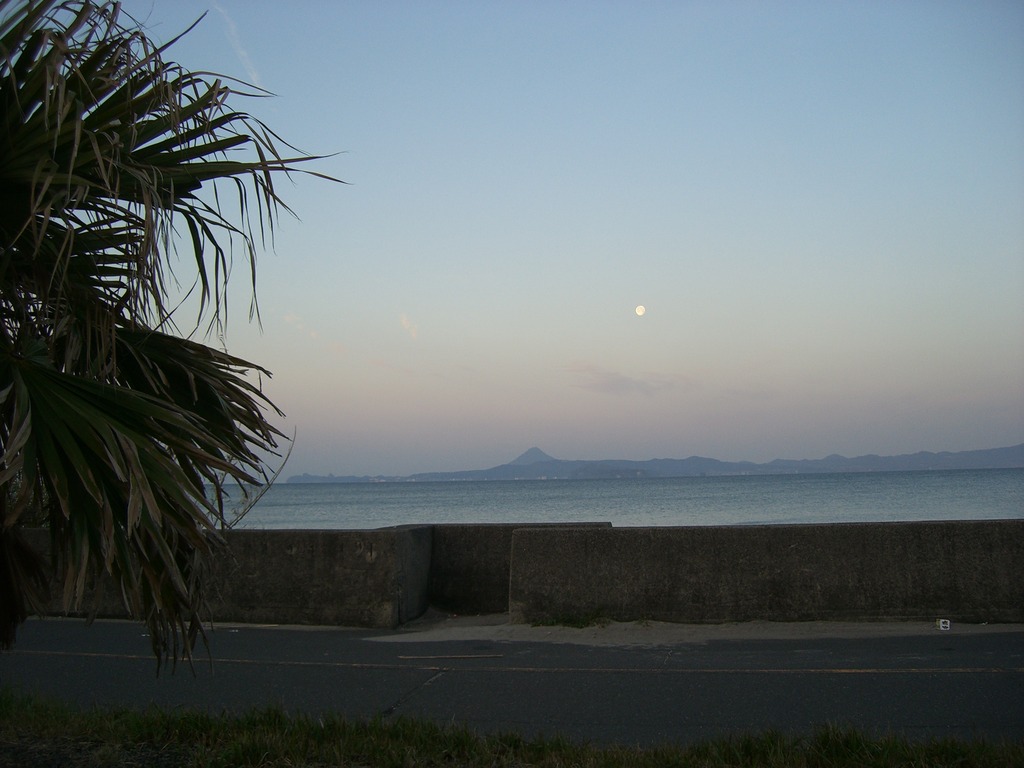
2,614,1021,747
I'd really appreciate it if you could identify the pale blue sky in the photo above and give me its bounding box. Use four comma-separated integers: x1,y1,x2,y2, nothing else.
125,0,1024,476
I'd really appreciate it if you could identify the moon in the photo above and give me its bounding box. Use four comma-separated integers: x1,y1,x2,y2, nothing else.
635,305,646,317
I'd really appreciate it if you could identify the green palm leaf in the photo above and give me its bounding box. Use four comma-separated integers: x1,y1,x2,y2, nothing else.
0,0,339,664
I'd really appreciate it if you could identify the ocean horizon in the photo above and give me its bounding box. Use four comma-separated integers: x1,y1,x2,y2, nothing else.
225,467,1024,531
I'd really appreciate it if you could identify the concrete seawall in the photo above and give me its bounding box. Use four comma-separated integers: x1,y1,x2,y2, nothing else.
428,522,611,614
26,519,1023,628
508,520,1024,625
208,527,432,627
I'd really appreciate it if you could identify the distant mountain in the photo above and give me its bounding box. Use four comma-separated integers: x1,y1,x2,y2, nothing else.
508,447,556,465
286,443,1024,483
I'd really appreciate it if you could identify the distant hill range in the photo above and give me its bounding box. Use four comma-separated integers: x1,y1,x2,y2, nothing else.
287,443,1024,483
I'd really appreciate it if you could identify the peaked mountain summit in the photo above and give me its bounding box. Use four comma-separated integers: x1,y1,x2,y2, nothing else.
509,447,556,465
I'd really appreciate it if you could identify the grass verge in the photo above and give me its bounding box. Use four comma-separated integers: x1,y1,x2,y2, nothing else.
1,686,1020,767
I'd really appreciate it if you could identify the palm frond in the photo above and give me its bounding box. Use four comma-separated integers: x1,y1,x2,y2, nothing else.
0,0,340,662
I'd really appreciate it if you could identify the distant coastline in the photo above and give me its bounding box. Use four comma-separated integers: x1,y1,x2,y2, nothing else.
287,443,1024,484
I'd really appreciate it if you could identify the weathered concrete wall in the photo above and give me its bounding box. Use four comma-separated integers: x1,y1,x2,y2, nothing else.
393,525,434,624
210,527,433,628
25,525,434,629
428,522,612,614
24,519,1023,629
508,520,1024,624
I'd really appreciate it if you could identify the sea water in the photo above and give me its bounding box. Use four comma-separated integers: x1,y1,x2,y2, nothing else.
226,468,1023,530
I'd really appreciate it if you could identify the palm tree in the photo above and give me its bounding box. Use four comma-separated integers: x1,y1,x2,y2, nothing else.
0,0,333,665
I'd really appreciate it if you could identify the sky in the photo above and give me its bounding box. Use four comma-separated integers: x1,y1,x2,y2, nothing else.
119,0,1024,477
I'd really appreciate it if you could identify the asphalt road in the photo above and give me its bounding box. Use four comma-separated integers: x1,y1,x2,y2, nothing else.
2,614,1022,747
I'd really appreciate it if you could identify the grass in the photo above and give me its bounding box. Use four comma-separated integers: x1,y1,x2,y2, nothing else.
1,686,1021,767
